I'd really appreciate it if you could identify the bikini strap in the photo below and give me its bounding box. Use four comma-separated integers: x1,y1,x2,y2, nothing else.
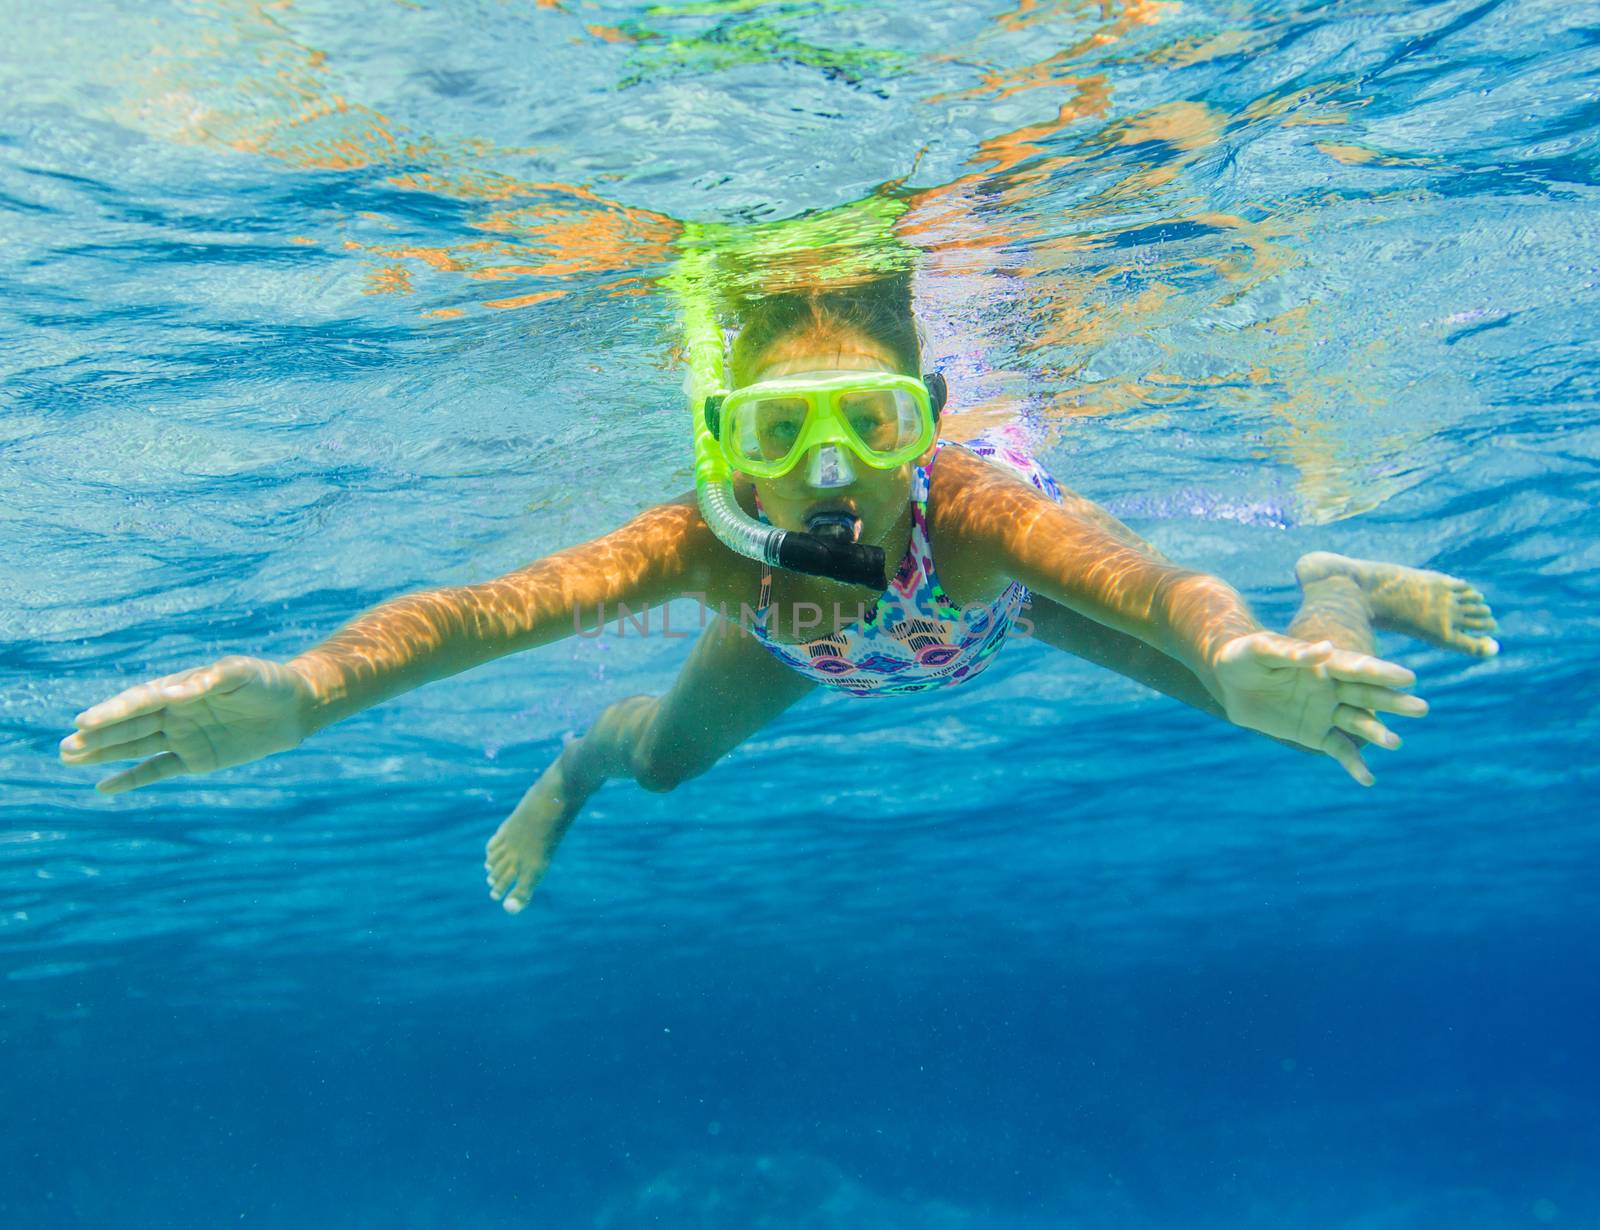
909,440,946,536
910,440,961,616
755,565,773,628
752,489,772,629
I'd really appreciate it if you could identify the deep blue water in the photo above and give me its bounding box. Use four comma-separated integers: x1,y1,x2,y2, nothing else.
4,0,1598,1226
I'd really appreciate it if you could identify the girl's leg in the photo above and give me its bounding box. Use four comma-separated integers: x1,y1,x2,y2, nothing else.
485,615,815,912
1290,552,1499,658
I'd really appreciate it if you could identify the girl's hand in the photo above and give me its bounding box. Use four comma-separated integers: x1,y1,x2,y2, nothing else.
59,656,316,794
1211,632,1429,785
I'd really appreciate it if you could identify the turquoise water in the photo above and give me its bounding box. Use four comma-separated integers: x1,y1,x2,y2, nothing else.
4,1,1598,1225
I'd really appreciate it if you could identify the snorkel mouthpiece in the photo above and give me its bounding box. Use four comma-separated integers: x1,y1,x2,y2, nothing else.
792,509,884,588
805,509,863,544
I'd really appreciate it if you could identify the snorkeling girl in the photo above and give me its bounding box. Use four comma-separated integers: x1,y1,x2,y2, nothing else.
59,271,1498,915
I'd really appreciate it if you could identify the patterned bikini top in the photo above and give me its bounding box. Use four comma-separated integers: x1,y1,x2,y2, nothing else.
748,435,1063,697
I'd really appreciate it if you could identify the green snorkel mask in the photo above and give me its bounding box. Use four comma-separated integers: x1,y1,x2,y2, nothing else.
702,369,940,479
667,195,933,591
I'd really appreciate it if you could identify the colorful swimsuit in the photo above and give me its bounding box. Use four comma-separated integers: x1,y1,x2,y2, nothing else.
749,434,1064,697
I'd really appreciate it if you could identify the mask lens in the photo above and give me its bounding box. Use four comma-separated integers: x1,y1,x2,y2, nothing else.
838,388,923,457
732,395,810,465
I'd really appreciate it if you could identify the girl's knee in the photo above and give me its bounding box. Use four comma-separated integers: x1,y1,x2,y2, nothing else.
625,702,712,793
630,740,708,793
633,758,686,793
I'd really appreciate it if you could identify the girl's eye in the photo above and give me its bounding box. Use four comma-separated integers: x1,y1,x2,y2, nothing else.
758,419,801,459
840,394,895,438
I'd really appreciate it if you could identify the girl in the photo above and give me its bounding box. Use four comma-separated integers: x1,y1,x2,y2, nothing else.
60,274,1498,914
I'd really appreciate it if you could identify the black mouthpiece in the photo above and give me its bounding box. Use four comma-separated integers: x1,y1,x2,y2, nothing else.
806,517,859,548
775,533,887,591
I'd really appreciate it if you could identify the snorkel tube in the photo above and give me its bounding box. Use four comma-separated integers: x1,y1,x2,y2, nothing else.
669,198,919,591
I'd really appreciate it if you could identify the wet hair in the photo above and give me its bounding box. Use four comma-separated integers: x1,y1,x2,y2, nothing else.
728,273,921,386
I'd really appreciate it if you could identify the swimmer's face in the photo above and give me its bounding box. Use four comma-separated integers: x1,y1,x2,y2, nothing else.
742,328,926,549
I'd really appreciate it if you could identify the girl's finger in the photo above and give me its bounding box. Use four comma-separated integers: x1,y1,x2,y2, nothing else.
1320,729,1374,787
1246,636,1331,669
75,667,209,730
75,662,248,731
63,729,173,767
162,661,257,705
75,681,175,732
91,732,172,765
1335,681,1429,717
1332,704,1400,750
158,670,225,703
96,752,187,795
1322,650,1415,689
60,712,164,761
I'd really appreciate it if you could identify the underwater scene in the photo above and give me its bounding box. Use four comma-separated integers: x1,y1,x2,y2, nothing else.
4,0,1598,1226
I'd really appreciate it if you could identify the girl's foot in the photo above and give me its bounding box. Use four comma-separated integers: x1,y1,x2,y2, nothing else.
1295,551,1500,657
485,756,579,914
484,696,656,915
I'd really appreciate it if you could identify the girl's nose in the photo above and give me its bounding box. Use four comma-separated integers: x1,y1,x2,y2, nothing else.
804,443,856,488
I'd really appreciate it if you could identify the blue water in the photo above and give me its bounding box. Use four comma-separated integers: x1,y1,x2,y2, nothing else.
4,0,1598,1225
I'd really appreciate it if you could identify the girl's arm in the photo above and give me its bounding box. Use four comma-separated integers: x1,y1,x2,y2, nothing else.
933,449,1425,784
292,494,712,731
934,448,1260,691
61,495,721,793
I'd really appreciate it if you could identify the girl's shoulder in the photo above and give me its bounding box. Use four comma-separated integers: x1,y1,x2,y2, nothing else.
923,437,1063,601
924,437,1044,515
922,442,1024,603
